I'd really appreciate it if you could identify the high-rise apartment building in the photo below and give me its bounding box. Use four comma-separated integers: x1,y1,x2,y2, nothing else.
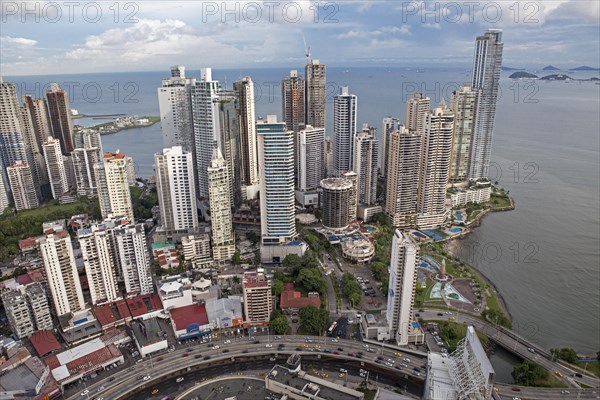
39,229,85,317
324,137,333,177
78,226,120,305
191,68,221,199
386,230,419,346
296,125,325,191
233,76,259,199
46,83,75,155
0,161,8,211
216,91,241,206
158,66,196,152
74,129,103,152
1,282,53,339
207,147,235,261
257,116,296,245
111,223,153,296
320,177,353,231
22,96,52,150
282,70,306,133
405,93,430,134
353,127,378,206
95,151,134,221
7,161,38,211
305,59,326,128
242,270,272,324
385,126,422,229
416,105,454,229
450,85,477,182
42,136,69,199
469,29,503,180
333,86,357,174
381,117,400,178
72,146,102,197
341,170,358,223
155,146,198,232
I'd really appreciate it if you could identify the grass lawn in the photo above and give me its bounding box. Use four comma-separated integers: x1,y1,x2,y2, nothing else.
433,321,489,353
490,194,512,208
578,362,600,378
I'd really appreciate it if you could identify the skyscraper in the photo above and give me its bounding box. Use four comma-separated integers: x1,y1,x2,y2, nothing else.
191,68,221,199
72,146,102,197
469,29,503,180
95,151,134,221
74,129,103,153
158,66,196,152
353,127,378,206
0,82,31,175
42,136,69,199
257,116,296,245
111,223,153,296
233,76,259,199
305,59,326,128
155,146,198,232
341,170,358,223
46,83,75,155
22,96,52,150
1,282,53,339
450,85,477,182
296,125,325,191
7,161,38,211
78,226,120,305
386,230,419,346
207,147,235,261
324,137,333,177
416,105,454,229
385,126,422,228
39,228,85,317
320,177,353,231
405,93,430,134
217,91,241,206
0,161,8,211
333,86,357,174
282,70,306,133
381,117,400,178
242,270,272,324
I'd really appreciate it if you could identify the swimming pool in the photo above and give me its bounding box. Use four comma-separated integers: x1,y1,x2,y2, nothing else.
449,227,463,233
412,231,426,239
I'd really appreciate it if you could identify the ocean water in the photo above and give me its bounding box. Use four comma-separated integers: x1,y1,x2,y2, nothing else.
6,67,600,353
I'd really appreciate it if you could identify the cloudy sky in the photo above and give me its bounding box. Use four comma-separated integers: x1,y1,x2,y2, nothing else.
1,0,599,75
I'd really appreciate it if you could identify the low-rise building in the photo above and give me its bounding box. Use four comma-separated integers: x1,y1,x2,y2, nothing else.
205,297,244,330
131,317,169,357
157,275,194,310
0,356,61,400
169,303,212,340
280,283,320,315
360,313,391,341
152,242,180,270
181,234,211,263
449,181,491,208
357,204,382,222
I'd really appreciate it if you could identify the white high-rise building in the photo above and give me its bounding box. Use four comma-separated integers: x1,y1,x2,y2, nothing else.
78,226,120,305
385,126,422,229
333,86,358,175
242,270,272,324
155,146,198,232
42,136,69,199
469,29,503,180
381,117,400,178
234,77,259,199
74,130,103,152
95,152,134,221
191,68,221,199
7,161,38,211
297,125,325,191
1,282,53,339
386,230,419,346
72,146,102,197
450,85,478,182
39,229,85,317
257,116,296,245
158,66,196,152
353,127,378,206
416,105,454,229
207,147,235,261
405,93,430,134
0,161,8,211
112,223,153,296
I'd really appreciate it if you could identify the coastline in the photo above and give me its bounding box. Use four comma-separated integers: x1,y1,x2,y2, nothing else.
97,120,160,136
443,196,516,322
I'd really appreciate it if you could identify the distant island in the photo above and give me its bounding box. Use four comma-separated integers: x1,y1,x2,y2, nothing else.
75,116,160,135
502,66,525,71
540,74,572,81
542,65,560,71
509,71,538,79
569,66,600,71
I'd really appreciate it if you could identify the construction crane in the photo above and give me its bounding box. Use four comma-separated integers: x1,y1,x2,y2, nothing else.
302,32,311,65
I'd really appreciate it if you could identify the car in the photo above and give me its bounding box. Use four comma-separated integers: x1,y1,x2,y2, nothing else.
402,357,411,362
340,368,348,373
296,347,302,351
224,340,231,344
377,356,384,360
303,344,309,348
385,362,393,367
387,359,395,364
265,344,273,348
136,359,143,364
337,347,344,352
242,349,249,353
339,373,345,378
511,398,521,400
527,347,535,353
322,373,328,378
157,357,164,361
511,387,521,392
348,353,355,357
415,313,421,317
574,373,583,378
203,356,211,360
560,390,570,395
222,349,230,353
400,363,408,368
324,349,332,353
360,372,366,378
151,389,159,395
182,353,189,357
275,335,282,339
394,352,402,357
194,354,202,359
80,390,89,397
253,340,260,344
128,367,135,371
333,351,339,355
437,313,444,316
555,371,563,378
142,375,151,381
108,377,115,382
176,377,184,383
331,338,338,343
395,365,403,370
97,386,105,392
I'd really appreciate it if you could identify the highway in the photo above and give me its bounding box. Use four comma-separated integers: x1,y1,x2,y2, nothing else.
67,334,427,400
420,309,600,389
494,383,600,400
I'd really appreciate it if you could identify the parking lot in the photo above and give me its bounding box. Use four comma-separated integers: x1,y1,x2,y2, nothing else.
422,322,449,356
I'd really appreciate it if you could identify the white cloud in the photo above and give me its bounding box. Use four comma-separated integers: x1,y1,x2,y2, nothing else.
336,25,411,39
1,36,38,46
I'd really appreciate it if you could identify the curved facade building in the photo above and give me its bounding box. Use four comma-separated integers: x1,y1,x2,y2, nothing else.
321,177,353,231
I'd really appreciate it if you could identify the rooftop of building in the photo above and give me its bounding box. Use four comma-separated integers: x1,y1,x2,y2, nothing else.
280,284,321,309
30,330,61,357
425,352,457,400
131,317,166,347
364,313,389,328
93,300,131,328
320,177,353,190
242,271,270,288
46,339,122,382
126,294,163,318
0,356,49,392
170,303,209,331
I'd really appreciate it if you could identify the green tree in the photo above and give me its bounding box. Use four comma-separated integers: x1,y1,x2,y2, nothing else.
299,305,329,335
342,272,362,307
550,348,579,364
297,268,325,294
272,280,285,296
283,254,303,276
512,360,548,386
271,315,289,335
232,251,241,265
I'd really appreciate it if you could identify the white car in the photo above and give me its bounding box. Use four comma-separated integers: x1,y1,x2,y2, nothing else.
142,375,151,381
340,368,348,373
176,377,184,383
80,390,89,397
224,340,231,344
212,345,220,350
331,338,338,343
265,343,273,348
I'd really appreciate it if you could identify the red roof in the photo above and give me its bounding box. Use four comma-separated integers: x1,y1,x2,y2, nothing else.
280,285,321,309
15,274,33,285
18,237,37,250
45,344,121,378
126,294,163,318
116,300,131,320
170,304,209,331
30,330,61,357
94,304,117,327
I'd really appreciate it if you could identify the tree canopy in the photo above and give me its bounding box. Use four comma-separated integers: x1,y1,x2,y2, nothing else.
299,305,329,335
